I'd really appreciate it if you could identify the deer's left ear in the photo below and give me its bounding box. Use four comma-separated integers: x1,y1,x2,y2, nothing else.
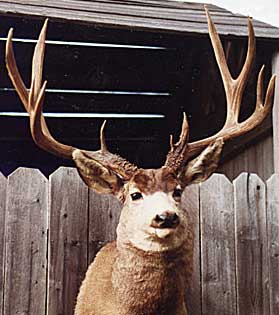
178,138,224,186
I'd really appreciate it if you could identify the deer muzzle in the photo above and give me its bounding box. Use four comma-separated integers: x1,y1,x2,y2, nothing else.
151,211,180,229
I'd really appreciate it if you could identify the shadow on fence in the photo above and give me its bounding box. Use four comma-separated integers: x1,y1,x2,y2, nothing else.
0,167,278,315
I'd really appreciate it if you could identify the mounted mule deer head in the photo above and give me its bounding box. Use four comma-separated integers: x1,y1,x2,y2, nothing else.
6,8,275,315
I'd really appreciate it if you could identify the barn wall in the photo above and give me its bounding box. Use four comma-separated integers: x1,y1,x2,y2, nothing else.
218,134,274,181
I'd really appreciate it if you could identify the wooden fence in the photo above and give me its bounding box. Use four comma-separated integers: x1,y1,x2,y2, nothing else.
0,167,279,315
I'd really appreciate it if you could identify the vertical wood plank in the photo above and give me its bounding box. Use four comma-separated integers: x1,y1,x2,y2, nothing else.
234,173,269,315
0,173,6,315
218,146,248,181
182,184,201,315
266,174,279,315
88,191,121,264
200,174,236,315
218,134,274,181
48,167,89,315
4,168,48,315
255,136,274,180
272,50,279,173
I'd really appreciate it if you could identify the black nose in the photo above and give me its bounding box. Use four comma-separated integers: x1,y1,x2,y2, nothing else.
152,211,180,229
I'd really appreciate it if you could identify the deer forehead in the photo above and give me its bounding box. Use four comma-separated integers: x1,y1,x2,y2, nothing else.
127,168,179,195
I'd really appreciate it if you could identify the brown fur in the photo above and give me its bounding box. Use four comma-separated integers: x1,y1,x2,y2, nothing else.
131,168,178,196
75,238,193,315
75,242,118,315
113,239,193,315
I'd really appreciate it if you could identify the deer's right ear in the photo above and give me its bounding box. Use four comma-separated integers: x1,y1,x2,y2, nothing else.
73,150,124,195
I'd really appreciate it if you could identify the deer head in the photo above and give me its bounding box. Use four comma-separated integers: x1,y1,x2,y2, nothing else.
6,9,275,253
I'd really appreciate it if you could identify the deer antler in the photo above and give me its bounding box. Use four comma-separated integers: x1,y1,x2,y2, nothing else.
6,19,137,180
6,12,275,180
164,8,275,171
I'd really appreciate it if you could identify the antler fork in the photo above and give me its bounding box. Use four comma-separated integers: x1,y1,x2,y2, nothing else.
164,8,276,171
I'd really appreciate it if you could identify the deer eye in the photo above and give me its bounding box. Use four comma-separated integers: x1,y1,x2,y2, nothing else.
172,188,182,200
131,192,143,201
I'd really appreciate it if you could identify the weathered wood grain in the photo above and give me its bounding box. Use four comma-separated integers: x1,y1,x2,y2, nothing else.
272,50,279,173
3,168,48,315
0,1,278,38
77,0,222,11
234,173,269,315
219,134,274,181
48,167,89,315
266,174,279,315
1,0,268,27
182,184,201,315
200,174,236,315
2,167,279,314
0,173,6,315
88,191,121,264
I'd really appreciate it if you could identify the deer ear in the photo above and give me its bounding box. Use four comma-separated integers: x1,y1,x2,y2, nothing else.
179,138,224,186
72,150,124,195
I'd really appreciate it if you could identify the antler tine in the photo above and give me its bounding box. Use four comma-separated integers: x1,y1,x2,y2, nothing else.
32,19,48,100
6,21,52,138
6,28,29,108
205,7,255,125
205,7,232,91
237,17,255,90
100,120,108,152
164,112,189,169
256,68,276,114
31,19,53,138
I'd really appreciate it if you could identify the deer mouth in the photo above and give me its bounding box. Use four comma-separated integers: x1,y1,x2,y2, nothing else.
153,228,175,239
152,227,182,240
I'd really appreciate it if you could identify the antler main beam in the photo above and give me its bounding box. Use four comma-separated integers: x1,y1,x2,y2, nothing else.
164,8,275,170
6,19,137,180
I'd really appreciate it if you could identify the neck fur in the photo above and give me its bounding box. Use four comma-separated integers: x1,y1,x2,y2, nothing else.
112,240,193,315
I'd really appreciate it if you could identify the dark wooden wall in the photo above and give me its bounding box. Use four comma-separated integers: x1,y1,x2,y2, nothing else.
0,14,276,177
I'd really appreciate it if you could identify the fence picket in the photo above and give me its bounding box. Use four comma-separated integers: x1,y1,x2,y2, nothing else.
183,184,201,315
234,173,269,315
200,174,236,315
0,173,6,315
3,168,48,315
266,174,279,315
88,191,121,264
48,167,89,315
